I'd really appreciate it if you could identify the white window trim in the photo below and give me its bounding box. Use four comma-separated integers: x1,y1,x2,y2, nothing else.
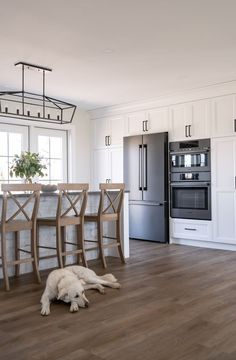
0,117,76,183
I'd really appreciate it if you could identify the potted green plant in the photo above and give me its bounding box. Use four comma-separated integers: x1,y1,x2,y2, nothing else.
10,151,47,183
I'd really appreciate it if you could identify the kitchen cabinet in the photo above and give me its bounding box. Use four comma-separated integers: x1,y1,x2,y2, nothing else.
125,108,169,136
146,108,169,134
91,115,125,149
211,137,236,244
170,218,212,242
125,111,147,135
212,95,236,137
169,100,211,141
92,146,123,190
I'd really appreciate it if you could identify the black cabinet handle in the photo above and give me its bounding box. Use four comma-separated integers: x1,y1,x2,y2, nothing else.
234,119,236,132
145,120,148,132
142,121,145,132
184,227,197,231
108,135,111,146
188,125,192,137
185,125,188,138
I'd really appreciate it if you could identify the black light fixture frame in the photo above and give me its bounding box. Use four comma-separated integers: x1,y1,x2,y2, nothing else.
0,62,76,124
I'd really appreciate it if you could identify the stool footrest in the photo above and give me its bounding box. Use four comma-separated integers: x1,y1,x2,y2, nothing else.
37,245,57,250
7,257,34,266
62,249,83,256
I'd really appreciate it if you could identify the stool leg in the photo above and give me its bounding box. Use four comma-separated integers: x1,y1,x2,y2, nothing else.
116,218,126,264
31,227,41,284
36,223,40,265
97,220,107,268
61,227,66,267
77,221,87,268
56,225,63,268
1,231,10,291
14,231,20,276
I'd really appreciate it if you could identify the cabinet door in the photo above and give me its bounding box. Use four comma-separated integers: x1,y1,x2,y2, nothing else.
211,137,236,244
91,118,108,149
169,104,190,141
147,108,169,134
212,95,236,137
109,147,124,183
92,148,109,190
126,111,146,136
190,100,211,139
109,115,125,147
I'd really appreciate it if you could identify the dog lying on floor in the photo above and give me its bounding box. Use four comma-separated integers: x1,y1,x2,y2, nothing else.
40,265,121,316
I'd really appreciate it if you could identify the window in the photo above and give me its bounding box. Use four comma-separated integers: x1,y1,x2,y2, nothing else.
0,124,68,184
32,127,68,184
0,124,28,183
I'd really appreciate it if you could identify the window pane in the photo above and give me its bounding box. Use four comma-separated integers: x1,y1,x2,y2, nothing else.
9,133,22,156
0,157,9,182
50,159,62,180
50,137,62,158
38,136,49,158
0,132,8,156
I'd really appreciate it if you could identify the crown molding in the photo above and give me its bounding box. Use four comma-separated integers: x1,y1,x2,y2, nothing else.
88,80,236,120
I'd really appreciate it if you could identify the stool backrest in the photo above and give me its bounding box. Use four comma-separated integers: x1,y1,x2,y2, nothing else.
1,184,41,225
57,183,89,218
98,183,125,216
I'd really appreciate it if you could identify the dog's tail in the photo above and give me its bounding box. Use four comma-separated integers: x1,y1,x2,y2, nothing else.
99,274,117,283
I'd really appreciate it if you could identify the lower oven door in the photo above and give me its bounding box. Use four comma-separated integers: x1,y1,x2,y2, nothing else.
170,182,211,220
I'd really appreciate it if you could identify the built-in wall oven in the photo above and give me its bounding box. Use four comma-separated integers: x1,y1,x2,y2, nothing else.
169,139,211,220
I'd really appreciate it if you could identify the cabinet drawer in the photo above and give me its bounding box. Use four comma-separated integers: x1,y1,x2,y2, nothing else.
171,219,212,241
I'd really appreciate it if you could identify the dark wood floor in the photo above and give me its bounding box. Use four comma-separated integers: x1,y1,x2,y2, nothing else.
1,241,236,359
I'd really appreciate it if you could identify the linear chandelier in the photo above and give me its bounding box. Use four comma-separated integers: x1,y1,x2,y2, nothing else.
0,62,76,124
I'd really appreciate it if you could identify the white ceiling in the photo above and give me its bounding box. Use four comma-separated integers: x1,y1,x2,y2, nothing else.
1,0,236,110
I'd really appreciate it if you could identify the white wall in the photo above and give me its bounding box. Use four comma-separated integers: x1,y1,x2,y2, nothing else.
71,109,91,183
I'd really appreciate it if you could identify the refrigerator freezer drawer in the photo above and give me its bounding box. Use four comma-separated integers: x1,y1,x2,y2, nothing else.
129,203,168,243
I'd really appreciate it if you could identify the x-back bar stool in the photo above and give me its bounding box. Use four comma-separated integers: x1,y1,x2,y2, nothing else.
84,183,126,268
0,184,42,291
37,183,89,268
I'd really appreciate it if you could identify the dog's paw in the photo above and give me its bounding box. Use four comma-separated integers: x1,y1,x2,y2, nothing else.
41,306,50,316
99,287,105,294
113,282,121,289
70,302,79,313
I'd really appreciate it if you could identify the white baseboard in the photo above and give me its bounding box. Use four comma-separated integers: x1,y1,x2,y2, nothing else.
170,237,236,251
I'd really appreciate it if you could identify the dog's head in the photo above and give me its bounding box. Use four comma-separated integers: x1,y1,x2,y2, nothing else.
57,274,89,308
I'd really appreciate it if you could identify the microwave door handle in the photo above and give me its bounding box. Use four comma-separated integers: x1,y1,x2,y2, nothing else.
143,144,147,191
139,145,142,190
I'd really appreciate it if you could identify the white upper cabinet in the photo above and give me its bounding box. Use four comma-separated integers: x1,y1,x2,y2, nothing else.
125,108,169,136
91,115,125,149
212,95,236,137
169,100,211,141
125,111,146,135
146,107,169,134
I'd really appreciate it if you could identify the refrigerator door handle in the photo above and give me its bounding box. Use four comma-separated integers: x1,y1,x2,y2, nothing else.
139,145,142,190
143,144,147,190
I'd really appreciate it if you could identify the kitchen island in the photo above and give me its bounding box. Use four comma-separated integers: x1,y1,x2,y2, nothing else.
0,191,129,279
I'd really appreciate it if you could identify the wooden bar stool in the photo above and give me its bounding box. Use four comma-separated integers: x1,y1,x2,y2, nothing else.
84,183,126,268
37,183,89,268
0,184,42,291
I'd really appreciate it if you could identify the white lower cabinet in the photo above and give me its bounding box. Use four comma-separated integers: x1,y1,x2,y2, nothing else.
170,218,212,242
92,146,123,190
211,137,236,244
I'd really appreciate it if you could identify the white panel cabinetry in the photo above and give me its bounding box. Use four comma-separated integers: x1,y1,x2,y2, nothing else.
171,219,212,241
211,137,236,244
91,116,124,190
212,95,236,137
125,108,169,136
169,100,211,141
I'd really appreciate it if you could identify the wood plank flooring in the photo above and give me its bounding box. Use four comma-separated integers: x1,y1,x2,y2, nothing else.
1,240,236,359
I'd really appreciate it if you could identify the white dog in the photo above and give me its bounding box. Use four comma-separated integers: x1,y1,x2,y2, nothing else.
40,265,121,316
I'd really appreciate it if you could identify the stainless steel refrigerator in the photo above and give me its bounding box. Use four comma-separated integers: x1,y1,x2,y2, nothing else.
124,132,169,243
